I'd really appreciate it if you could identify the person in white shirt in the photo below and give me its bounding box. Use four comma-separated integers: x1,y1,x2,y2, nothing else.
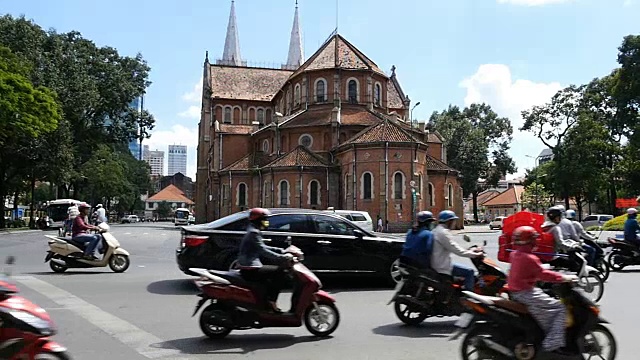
430,210,483,290
95,204,107,224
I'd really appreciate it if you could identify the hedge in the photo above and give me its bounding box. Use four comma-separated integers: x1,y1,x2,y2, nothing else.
602,214,629,231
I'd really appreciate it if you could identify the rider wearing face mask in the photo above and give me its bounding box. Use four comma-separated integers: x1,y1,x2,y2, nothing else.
400,211,436,270
430,210,483,291
508,226,577,358
624,208,640,248
237,208,294,313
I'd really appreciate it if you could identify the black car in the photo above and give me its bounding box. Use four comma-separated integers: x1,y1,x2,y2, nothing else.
176,208,406,283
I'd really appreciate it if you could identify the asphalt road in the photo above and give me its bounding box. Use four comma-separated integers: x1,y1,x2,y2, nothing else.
0,224,637,359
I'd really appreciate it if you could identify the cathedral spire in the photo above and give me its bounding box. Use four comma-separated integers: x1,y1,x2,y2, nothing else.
221,0,242,66
285,0,304,69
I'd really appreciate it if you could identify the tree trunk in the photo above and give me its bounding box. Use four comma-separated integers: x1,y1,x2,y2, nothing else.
13,191,19,221
0,182,6,229
472,191,479,223
29,175,36,228
576,194,583,221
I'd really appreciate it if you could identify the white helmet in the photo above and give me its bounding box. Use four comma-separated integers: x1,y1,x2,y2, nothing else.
96,204,103,208
628,208,638,215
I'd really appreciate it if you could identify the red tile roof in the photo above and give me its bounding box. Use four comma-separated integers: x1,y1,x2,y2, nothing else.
342,117,423,145
147,184,194,205
221,152,275,172
264,146,329,168
481,185,525,206
476,190,501,205
388,79,404,109
281,106,383,128
210,65,292,101
425,155,459,172
218,124,254,134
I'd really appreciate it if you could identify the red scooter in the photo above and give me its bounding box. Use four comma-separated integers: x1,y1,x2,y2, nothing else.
190,246,340,339
0,257,70,359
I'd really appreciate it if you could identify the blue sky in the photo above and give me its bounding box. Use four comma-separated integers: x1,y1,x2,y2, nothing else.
3,0,638,180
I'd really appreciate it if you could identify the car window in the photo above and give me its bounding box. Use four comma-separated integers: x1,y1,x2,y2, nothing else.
336,214,353,221
312,214,356,236
219,218,249,231
265,214,309,233
583,215,597,222
600,215,613,221
351,214,367,222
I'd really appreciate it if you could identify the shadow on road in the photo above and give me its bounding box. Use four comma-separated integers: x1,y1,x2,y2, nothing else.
372,319,457,339
146,279,199,295
26,271,115,276
153,334,327,355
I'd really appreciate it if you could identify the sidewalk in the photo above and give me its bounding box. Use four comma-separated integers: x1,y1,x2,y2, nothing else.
0,228,42,236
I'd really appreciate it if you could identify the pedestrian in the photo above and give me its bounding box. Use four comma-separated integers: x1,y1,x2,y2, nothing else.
377,216,383,232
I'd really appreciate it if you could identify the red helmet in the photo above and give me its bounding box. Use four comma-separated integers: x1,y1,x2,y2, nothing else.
512,226,539,246
248,208,271,222
78,202,91,209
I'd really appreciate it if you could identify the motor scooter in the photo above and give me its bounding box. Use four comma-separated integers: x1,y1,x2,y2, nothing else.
44,223,130,273
0,256,71,359
189,245,340,339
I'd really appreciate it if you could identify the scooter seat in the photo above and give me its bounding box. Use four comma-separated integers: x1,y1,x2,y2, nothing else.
208,270,255,288
492,299,530,315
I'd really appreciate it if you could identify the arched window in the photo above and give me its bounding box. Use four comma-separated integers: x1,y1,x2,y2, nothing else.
374,83,382,106
428,183,435,207
262,139,270,153
294,84,301,106
417,173,423,199
279,180,289,206
393,172,404,200
361,172,373,200
447,183,454,208
286,90,291,113
309,180,320,206
224,107,232,123
257,108,265,124
348,79,358,104
315,79,327,103
237,183,247,207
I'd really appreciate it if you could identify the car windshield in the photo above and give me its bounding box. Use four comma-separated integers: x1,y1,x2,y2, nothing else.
47,204,72,222
204,211,249,229
175,211,188,219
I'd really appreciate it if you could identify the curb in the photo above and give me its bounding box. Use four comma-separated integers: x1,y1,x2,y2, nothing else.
0,229,42,236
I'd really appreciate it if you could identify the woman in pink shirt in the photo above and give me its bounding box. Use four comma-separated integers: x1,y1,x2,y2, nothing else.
508,226,576,358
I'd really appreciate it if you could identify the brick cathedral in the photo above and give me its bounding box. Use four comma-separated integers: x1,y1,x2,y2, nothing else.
195,1,464,231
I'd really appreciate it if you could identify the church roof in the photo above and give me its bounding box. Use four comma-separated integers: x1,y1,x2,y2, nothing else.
210,66,293,101
221,152,275,172
280,105,383,128
341,117,423,146
425,155,458,173
290,33,385,78
264,145,329,168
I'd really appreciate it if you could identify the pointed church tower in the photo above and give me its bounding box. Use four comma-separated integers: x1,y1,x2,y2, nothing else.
285,1,304,69
220,0,243,66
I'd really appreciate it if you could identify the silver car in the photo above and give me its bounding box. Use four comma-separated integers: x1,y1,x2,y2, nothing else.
581,214,613,229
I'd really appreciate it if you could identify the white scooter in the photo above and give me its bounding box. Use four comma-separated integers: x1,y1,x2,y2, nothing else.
44,223,131,273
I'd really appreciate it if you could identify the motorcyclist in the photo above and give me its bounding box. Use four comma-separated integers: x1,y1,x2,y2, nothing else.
542,207,583,271
508,226,577,358
400,211,436,269
565,209,597,266
237,208,294,313
624,208,640,247
431,210,483,291
72,203,102,260
94,204,107,225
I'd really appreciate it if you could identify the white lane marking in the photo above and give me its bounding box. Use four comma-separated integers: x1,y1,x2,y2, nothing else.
124,232,132,235
14,276,183,359
143,233,149,235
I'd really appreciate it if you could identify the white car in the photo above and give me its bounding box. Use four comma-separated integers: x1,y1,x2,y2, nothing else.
121,215,139,223
489,216,505,230
581,214,613,229
324,209,374,232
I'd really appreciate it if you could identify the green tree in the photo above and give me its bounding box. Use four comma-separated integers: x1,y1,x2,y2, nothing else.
430,103,516,221
156,201,172,219
521,182,554,213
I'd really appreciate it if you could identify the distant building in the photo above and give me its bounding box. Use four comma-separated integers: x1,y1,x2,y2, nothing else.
155,172,195,200
538,148,554,165
128,97,143,160
168,145,187,176
481,184,525,219
145,184,195,219
144,149,165,176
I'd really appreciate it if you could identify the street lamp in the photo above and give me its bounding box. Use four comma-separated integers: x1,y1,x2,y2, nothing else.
410,102,421,224
526,154,542,213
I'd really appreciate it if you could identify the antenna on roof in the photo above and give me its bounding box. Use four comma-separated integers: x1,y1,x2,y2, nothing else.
335,0,339,33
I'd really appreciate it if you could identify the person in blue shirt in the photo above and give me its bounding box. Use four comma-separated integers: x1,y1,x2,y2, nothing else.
400,211,437,269
624,208,640,247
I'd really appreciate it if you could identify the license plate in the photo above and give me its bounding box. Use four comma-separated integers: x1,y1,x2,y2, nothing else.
455,312,474,328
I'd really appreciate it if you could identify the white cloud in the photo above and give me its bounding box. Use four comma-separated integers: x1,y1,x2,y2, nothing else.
497,0,574,5
145,124,199,179
459,64,563,177
623,0,635,6
178,105,201,119
181,79,202,102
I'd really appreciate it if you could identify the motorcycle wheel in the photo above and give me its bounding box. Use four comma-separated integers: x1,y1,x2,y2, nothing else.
393,297,429,325
579,323,617,360
460,324,511,360
34,352,72,360
594,258,610,281
49,260,68,273
108,254,130,273
579,271,604,303
304,301,340,337
607,252,626,271
199,304,233,339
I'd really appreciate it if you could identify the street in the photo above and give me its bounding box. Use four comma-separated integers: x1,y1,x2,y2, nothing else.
1,224,639,359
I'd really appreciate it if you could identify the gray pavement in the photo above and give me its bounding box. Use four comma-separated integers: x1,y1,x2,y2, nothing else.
0,224,636,359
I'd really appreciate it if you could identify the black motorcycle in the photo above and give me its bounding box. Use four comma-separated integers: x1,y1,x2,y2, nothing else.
452,282,616,360
606,237,640,271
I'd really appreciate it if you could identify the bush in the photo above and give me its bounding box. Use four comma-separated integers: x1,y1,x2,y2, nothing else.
585,225,602,231
603,215,627,231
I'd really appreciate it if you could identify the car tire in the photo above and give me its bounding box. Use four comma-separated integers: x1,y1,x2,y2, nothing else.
389,259,405,285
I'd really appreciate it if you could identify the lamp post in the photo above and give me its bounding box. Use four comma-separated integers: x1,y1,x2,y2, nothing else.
410,102,421,224
525,154,542,213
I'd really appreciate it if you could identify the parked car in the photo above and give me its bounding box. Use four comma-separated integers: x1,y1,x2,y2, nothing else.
121,215,139,223
324,209,374,232
489,216,505,230
175,208,406,284
581,214,614,229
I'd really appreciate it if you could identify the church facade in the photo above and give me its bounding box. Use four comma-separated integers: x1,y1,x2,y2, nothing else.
195,1,464,231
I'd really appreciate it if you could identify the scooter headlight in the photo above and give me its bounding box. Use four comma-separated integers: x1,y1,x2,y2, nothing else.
9,309,55,335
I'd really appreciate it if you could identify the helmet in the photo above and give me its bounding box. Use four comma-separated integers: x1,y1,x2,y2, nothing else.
512,226,540,245
96,204,103,208
565,209,576,219
546,207,562,220
78,202,91,209
416,211,434,224
438,210,459,223
554,205,566,213
248,208,271,222
628,208,638,215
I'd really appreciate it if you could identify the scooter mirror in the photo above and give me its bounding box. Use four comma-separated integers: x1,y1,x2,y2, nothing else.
463,235,471,242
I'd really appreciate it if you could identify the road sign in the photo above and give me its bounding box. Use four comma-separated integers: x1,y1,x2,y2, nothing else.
616,198,638,208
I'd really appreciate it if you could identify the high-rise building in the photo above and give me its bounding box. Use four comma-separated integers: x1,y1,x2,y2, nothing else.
128,97,142,159
144,148,165,176
168,145,187,175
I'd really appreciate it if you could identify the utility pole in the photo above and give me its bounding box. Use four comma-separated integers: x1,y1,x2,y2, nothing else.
410,102,421,225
